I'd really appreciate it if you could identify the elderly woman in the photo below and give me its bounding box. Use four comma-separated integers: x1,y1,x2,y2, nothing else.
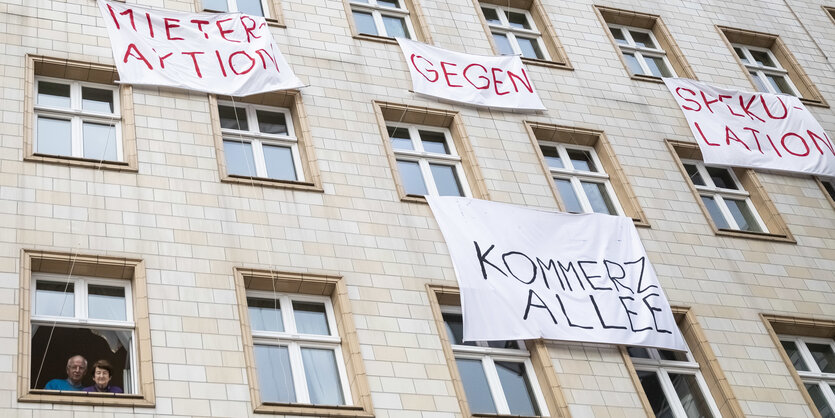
83,360,124,393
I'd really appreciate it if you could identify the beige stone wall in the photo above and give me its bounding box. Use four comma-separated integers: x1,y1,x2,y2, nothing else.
0,0,833,417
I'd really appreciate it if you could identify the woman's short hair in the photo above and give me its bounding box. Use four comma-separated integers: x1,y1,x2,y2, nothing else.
92,359,113,375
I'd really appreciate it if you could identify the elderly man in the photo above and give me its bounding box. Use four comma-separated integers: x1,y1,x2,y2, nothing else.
45,355,87,391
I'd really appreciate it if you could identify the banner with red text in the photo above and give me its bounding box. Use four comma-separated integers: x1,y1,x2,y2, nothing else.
98,0,303,96
664,78,835,178
397,38,545,110
427,196,686,351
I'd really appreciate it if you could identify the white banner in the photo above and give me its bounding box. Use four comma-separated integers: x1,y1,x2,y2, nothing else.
427,197,686,351
664,78,835,178
97,0,303,96
397,38,545,110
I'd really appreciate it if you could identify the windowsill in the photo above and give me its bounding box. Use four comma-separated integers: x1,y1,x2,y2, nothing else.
629,73,666,84
715,228,796,243
223,175,324,192
353,33,400,45
21,390,153,407
799,97,829,108
255,402,372,417
521,57,572,71
26,154,137,172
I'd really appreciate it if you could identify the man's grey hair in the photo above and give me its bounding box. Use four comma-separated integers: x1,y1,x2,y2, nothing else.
66,355,88,369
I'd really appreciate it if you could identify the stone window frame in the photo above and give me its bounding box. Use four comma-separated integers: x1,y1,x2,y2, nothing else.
817,177,835,209
342,0,432,45
666,139,796,243
474,0,572,70
209,91,324,192
622,308,745,418
594,6,697,83
716,26,829,108
373,101,490,203
17,250,154,407
426,284,571,418
24,55,138,172
526,122,649,226
762,314,835,418
234,268,373,417
196,0,285,27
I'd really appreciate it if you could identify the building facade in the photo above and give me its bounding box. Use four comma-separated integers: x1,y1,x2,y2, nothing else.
1,0,834,417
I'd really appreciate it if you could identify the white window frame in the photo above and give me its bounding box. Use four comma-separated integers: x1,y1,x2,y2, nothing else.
441,306,550,416
219,101,304,182
779,335,835,415
733,44,800,96
33,76,123,162
247,290,353,406
349,0,415,39
204,0,272,18
480,3,550,61
608,24,676,78
629,345,722,418
388,122,472,197
30,273,137,393
682,160,768,233
542,142,625,215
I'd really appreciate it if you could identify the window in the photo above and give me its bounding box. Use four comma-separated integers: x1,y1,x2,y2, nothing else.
348,0,419,40
718,26,828,106
819,177,835,208
595,7,696,81
827,6,835,23
19,251,153,407
235,268,373,416
779,336,835,417
681,160,767,233
668,140,794,241
25,55,138,171
476,0,570,68
211,91,322,191
375,101,488,201
529,122,647,223
200,0,283,23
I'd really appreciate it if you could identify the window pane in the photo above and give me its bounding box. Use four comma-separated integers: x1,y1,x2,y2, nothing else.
256,110,288,135
301,348,345,405
493,33,515,55
442,313,476,346
203,0,228,11
824,180,835,201
628,347,652,359
382,15,408,38
805,384,835,418
725,198,762,232
807,343,835,373
486,340,519,349
82,122,118,161
293,301,330,335
581,181,618,215
781,341,809,371
705,166,737,189
637,370,675,418
397,160,428,195
254,345,296,403
734,47,748,63
517,36,544,59
750,71,769,92
35,281,74,317
645,56,672,77
556,178,583,213
669,373,714,418
495,361,539,416
623,52,645,75
481,7,501,24
37,117,72,156
88,285,126,321
82,87,115,113
456,358,497,414
237,0,264,16
567,149,596,172
419,130,449,154
377,0,399,7
766,74,795,96
658,349,689,362
749,49,775,67
353,11,378,36
701,196,730,229
37,81,71,108
629,30,656,48
248,298,284,332
388,126,413,150
684,163,705,186
610,27,627,44
218,105,248,131
540,145,564,169
506,11,531,29
430,164,464,197
223,140,257,177
263,144,297,181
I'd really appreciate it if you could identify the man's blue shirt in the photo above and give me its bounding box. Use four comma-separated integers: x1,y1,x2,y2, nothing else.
44,379,84,391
